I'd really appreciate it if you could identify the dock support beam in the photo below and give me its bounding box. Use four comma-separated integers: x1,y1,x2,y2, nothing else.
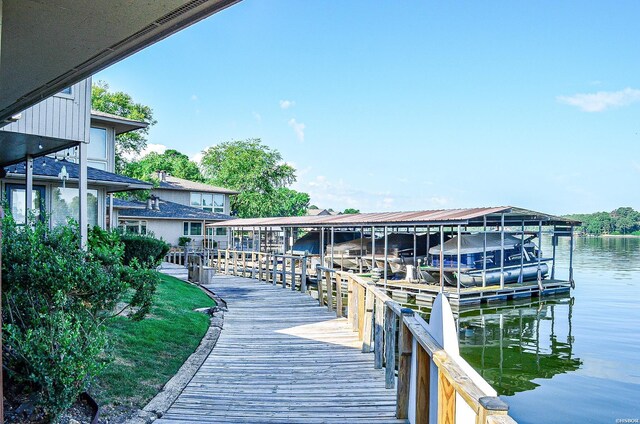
500,213,505,289
383,226,388,288
482,216,487,287
439,225,444,292
456,225,461,295
569,225,575,288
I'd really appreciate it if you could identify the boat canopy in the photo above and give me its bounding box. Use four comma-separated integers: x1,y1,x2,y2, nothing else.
429,233,533,255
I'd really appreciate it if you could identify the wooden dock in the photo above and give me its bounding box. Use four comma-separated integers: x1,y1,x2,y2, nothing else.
157,274,405,424
381,279,572,309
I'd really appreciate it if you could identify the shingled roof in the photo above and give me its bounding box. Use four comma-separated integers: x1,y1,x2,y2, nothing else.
4,157,152,192
117,198,233,221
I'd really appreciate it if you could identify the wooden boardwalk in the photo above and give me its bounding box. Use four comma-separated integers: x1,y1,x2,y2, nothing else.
157,274,406,424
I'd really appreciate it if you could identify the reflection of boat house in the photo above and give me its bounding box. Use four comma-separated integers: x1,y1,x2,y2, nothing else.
209,206,581,307
457,296,580,396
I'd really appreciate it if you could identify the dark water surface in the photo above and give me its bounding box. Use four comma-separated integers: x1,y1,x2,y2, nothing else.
457,237,640,424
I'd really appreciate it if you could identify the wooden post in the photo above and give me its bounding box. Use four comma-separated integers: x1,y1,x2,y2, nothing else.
396,308,414,420
233,250,238,276
348,277,358,331
282,257,288,289
358,284,365,338
300,254,308,293
325,271,333,311
374,298,384,369
361,285,375,352
217,249,221,273
258,253,263,281
225,248,229,274
290,256,296,291
242,251,247,277
384,305,397,389
477,397,510,424
438,371,456,424
415,344,431,423
335,273,343,317
272,254,278,286
317,267,324,306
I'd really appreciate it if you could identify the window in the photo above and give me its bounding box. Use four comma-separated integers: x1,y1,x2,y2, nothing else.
119,220,147,234
190,192,225,213
183,222,203,236
51,187,99,228
5,184,46,224
89,127,108,160
216,227,227,236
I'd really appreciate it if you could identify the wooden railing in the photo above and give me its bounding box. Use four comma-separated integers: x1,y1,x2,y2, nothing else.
165,247,187,265
214,250,517,424
214,249,309,291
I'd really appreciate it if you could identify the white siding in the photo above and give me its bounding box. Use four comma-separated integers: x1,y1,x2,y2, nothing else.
1,78,92,143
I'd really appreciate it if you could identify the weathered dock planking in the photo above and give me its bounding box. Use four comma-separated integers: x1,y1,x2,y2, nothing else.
157,274,406,424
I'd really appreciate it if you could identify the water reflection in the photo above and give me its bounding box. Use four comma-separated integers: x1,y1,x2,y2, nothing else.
457,296,581,396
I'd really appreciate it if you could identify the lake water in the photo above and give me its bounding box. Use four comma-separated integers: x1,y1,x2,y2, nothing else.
456,237,640,423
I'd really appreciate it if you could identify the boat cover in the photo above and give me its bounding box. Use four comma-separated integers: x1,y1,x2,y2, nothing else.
428,233,531,255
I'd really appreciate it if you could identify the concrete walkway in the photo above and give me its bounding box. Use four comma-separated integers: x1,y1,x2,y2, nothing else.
156,274,405,424
158,262,189,281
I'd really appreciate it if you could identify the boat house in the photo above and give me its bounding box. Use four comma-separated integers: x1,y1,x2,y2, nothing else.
208,206,581,307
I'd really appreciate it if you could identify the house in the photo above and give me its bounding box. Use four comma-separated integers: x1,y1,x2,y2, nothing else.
113,171,238,248
1,78,152,232
307,208,337,216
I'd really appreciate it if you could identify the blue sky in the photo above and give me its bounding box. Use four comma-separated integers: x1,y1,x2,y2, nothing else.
96,1,640,215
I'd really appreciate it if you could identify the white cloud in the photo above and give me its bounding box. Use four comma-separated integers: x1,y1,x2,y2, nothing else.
279,99,295,109
557,87,640,112
288,118,306,142
191,151,205,164
252,111,262,123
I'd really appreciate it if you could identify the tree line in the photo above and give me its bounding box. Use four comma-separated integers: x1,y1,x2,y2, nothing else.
564,207,640,235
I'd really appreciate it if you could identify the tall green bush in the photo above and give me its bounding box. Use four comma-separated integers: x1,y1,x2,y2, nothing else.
2,217,160,421
120,233,170,268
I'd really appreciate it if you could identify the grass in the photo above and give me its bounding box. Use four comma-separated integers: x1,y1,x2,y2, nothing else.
93,273,215,408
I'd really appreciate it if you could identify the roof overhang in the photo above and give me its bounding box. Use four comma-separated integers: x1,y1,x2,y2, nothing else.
0,130,80,167
91,111,148,135
3,172,152,193
0,0,241,122
208,207,582,228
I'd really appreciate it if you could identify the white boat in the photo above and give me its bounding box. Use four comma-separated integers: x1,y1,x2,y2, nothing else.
419,233,550,287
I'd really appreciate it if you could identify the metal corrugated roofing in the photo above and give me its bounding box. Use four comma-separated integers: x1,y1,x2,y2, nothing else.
208,206,580,228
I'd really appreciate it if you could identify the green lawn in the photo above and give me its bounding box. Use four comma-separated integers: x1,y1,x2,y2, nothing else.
93,273,215,407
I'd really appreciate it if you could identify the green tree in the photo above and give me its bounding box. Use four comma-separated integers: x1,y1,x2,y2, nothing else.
200,139,309,217
124,149,203,182
91,81,157,172
342,208,360,214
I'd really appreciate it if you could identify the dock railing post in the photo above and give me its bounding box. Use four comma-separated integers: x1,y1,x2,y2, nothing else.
384,305,397,389
396,308,414,419
361,283,375,352
325,270,333,312
300,254,308,293
272,254,278,286
291,256,296,291
374,297,384,369
316,266,324,306
335,273,343,317
282,257,288,289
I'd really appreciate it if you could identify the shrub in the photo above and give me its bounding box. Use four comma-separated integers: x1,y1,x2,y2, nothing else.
120,233,170,268
2,218,161,420
178,236,192,247
2,218,125,419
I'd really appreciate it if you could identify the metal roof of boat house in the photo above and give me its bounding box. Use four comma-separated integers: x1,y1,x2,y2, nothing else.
208,206,580,228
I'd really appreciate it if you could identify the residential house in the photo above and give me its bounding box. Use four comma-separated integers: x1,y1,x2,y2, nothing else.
113,171,237,248
1,78,152,232
307,208,337,216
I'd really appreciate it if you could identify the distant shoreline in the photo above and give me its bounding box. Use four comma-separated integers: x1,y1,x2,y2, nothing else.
599,234,640,238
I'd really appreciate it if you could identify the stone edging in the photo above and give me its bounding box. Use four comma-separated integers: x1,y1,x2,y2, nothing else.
124,310,224,424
